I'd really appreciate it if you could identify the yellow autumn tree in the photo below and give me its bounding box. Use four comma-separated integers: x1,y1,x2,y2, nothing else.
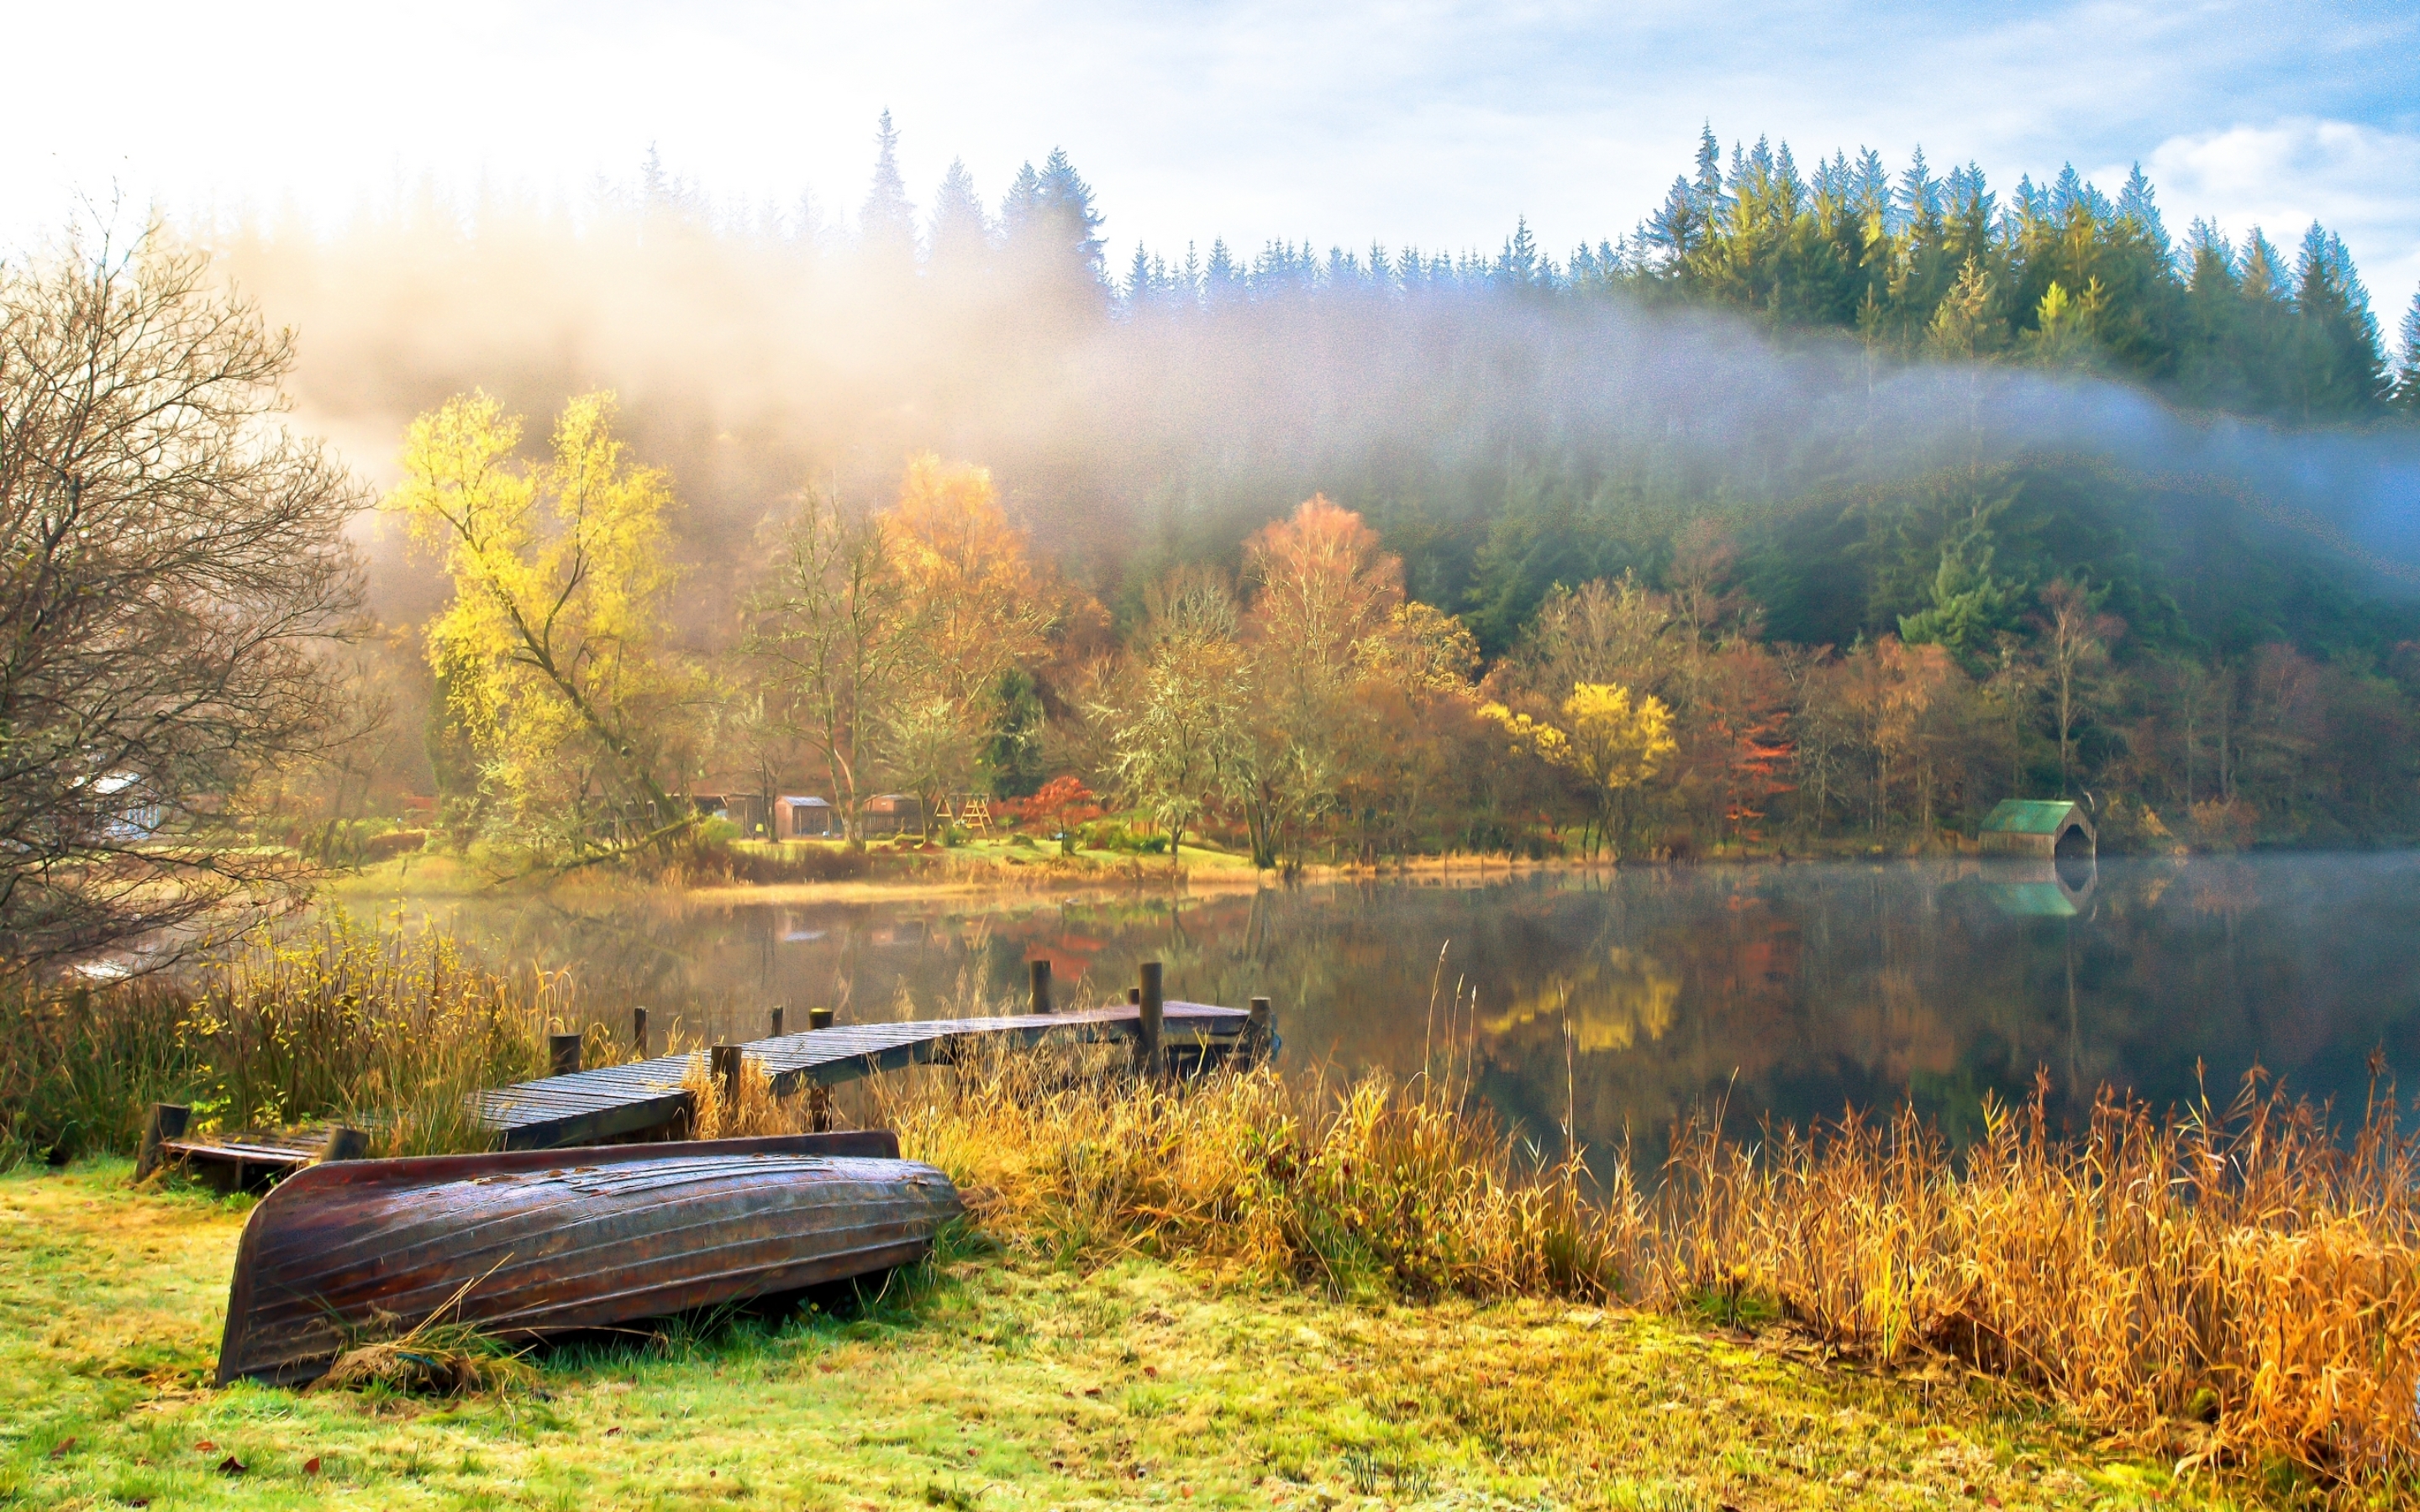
1481,681,1676,858
384,391,692,854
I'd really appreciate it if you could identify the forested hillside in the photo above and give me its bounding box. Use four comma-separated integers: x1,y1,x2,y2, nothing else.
1118,127,2412,428
208,120,2420,860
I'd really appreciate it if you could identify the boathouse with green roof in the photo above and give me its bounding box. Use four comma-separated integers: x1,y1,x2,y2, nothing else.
1977,799,2094,859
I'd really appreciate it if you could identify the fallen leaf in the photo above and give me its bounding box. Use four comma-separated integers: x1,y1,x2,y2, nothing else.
1084,1386,1102,1397
217,1454,247,1475
48,1438,73,1459
128,1501,151,1509
1144,1365,1159,1378
606,1425,622,1436
193,1441,215,1452
304,1456,322,1475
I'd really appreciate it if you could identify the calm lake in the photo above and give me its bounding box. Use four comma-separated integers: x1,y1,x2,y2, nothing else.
368,853,2420,1161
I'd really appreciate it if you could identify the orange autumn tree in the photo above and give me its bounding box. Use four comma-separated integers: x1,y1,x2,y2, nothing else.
877,455,1058,827
1238,496,1407,868
1841,635,1962,833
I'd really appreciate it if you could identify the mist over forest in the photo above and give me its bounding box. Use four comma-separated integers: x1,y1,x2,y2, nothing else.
164,116,2420,859
212,124,2420,628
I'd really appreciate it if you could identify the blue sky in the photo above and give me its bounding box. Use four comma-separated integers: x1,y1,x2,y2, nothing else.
5,0,2415,315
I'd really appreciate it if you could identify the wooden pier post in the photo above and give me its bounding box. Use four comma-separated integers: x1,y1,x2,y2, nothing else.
808,1084,832,1132
1028,958,1051,1016
135,1103,188,1181
550,1033,583,1078
771,1005,785,1037
1128,985,1140,1005
1136,962,1164,1078
320,1126,371,1163
633,1006,650,1059
808,1006,834,1031
711,1044,744,1116
1246,996,1274,1068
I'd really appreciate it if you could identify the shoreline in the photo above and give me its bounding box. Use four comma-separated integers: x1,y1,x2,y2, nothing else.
318,835,2299,913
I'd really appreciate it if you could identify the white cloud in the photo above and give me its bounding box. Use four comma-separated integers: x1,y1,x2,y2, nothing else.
2135,118,2420,313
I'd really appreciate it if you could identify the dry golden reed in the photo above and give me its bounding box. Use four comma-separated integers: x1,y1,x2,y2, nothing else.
865,1035,1630,1303
838,1036,2420,1489
1653,1072,2420,1482
1,912,576,1162
678,1050,795,1141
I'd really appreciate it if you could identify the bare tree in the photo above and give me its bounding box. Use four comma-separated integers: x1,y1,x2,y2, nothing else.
0,231,364,973
741,489,902,841
1102,565,1249,867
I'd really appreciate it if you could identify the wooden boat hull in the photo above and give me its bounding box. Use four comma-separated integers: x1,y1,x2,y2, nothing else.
216,1131,959,1386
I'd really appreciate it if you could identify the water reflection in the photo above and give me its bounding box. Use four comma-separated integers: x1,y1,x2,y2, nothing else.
1974,854,2099,917
361,853,2420,1166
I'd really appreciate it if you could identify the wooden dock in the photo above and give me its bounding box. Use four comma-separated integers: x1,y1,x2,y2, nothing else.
478,1000,1251,1150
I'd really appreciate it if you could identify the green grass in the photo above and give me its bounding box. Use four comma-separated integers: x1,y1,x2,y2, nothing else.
1,1160,2270,1510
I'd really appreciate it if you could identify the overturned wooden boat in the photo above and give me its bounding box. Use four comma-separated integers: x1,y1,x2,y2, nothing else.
216,1131,960,1386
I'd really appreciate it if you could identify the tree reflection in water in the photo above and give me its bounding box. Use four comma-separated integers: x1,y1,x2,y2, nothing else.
374,853,2420,1172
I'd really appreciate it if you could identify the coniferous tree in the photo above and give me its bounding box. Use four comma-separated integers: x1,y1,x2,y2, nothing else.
1497,218,1544,288
2287,223,2389,421
998,162,1044,243
1204,237,1242,303
859,110,916,270
1124,242,1155,309
2177,220,2247,410
1100,125,2403,431
1645,176,1705,265
1034,148,1107,282
1691,124,1728,222
927,157,990,277
2393,289,2420,413
2236,228,2297,412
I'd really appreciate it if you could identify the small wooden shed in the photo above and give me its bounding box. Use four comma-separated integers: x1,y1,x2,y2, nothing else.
861,793,921,837
773,795,835,839
1978,799,2094,860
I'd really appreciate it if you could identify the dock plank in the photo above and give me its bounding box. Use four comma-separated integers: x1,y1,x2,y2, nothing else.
477,1000,1249,1150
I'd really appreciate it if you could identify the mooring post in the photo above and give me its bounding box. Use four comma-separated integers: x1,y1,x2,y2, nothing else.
1247,996,1274,1068
320,1125,371,1163
1128,985,1141,1005
549,1032,582,1078
711,1044,743,1116
808,1005,834,1031
135,1103,189,1181
633,1005,650,1059
1028,958,1051,1016
1136,962,1164,1078
771,1005,785,1037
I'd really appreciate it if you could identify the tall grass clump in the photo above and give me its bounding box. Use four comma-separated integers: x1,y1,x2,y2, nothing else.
180,914,569,1154
863,1036,1640,1304
859,1036,2420,1488
764,941,2417,1494
1652,1071,2420,1484
0,976,194,1165
0,913,567,1164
